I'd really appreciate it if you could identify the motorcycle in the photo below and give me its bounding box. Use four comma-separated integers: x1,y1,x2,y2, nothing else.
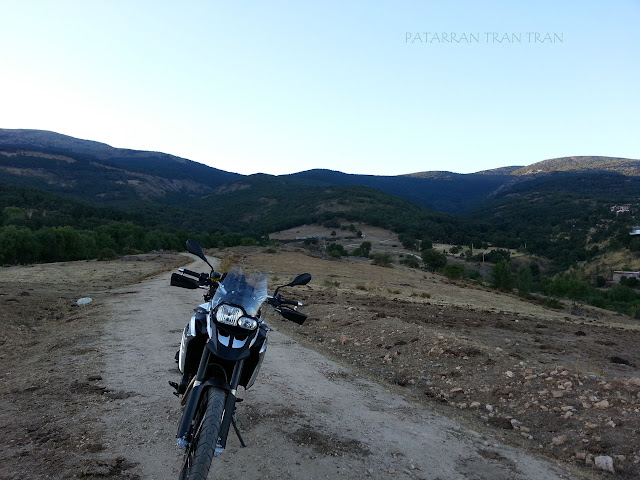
169,239,311,480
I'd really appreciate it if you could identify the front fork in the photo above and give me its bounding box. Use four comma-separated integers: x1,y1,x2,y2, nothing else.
176,344,245,454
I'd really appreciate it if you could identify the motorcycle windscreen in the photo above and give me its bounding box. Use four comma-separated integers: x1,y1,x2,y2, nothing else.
211,266,267,316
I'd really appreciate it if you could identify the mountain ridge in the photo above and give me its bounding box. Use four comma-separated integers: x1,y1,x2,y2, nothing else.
0,128,241,207
2,129,640,281
1,129,639,215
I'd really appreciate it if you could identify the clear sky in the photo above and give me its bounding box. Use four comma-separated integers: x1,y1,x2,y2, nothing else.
1,1,638,176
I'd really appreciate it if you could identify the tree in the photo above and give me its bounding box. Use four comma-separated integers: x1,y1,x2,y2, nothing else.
351,241,372,258
620,276,640,288
401,255,421,268
546,273,590,300
422,248,447,271
2,206,28,225
327,243,347,258
420,237,433,251
516,267,533,296
0,226,37,264
492,261,514,291
444,264,465,280
372,252,393,267
398,233,417,250
594,275,607,288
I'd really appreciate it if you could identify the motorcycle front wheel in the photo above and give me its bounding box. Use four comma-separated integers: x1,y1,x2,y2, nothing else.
179,387,226,480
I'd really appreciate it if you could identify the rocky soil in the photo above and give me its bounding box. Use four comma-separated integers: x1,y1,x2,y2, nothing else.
1,246,639,479
241,246,640,479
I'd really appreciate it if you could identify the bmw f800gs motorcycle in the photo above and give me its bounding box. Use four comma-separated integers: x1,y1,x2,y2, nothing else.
169,240,310,480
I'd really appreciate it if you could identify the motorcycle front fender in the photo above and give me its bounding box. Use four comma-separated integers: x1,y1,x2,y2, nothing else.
176,377,232,442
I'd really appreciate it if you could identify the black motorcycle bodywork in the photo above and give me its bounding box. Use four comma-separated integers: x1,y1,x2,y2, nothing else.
170,240,310,477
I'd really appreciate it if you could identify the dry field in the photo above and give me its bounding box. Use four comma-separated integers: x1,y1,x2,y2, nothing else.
1,244,640,479
0,253,187,479
232,245,640,479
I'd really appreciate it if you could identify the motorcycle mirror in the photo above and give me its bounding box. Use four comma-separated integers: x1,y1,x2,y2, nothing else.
274,273,311,296
185,239,214,270
287,273,312,287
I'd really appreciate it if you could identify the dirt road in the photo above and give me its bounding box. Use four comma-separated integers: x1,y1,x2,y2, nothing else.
86,255,578,480
4,251,611,479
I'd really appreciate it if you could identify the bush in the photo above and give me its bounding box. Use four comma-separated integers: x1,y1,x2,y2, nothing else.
422,248,447,271
620,276,640,288
606,285,638,303
443,264,465,280
323,218,341,229
467,269,483,282
98,247,118,260
401,255,421,268
546,273,591,300
543,298,564,310
327,243,347,258
492,261,514,291
517,268,534,296
351,241,372,258
473,249,511,264
399,233,417,250
372,253,393,267
420,238,433,251
594,275,607,288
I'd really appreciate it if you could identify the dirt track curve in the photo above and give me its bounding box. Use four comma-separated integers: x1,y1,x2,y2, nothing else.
0,252,583,480
93,255,577,480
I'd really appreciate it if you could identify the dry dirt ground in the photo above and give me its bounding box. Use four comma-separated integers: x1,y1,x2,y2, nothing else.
235,245,640,479
1,245,639,479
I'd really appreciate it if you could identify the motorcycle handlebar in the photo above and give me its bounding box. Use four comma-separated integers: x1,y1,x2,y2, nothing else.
179,267,202,278
178,267,222,285
268,295,302,308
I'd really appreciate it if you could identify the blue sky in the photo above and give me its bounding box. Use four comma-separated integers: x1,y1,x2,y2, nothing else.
1,1,638,176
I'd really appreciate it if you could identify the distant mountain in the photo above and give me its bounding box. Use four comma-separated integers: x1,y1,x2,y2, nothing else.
473,166,524,176
2,129,640,272
463,170,640,269
510,156,640,176
1,129,638,219
290,157,640,214
188,174,460,237
286,169,511,214
0,129,240,206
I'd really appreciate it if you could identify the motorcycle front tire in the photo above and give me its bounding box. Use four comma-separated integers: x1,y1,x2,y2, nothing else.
179,386,226,480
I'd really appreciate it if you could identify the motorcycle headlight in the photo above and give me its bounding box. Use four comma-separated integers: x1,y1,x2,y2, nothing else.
216,305,243,326
215,305,258,330
237,317,258,330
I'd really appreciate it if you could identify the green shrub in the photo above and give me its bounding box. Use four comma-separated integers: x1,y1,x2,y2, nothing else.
351,241,372,258
372,253,394,267
546,273,591,300
606,285,638,303
401,255,421,268
422,248,447,271
327,243,347,257
443,264,465,280
621,276,640,288
492,260,514,291
467,269,483,282
98,247,118,260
